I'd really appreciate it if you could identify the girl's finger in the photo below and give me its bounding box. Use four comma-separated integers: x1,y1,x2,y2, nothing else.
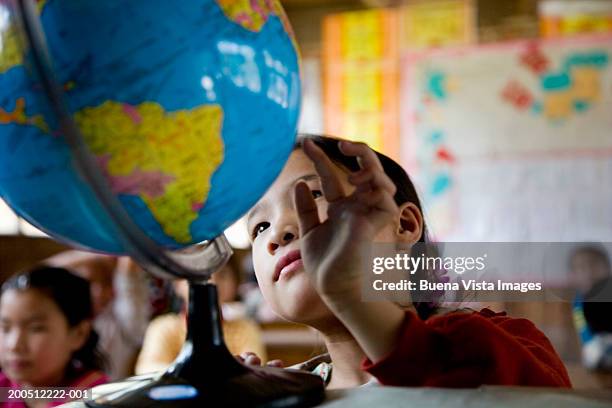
302,138,346,202
239,352,257,360
355,188,398,215
240,352,262,366
338,140,383,172
348,169,396,196
245,355,262,366
266,359,285,368
294,182,321,236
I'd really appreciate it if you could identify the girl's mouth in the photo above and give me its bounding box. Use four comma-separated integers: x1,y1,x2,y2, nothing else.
274,250,303,282
7,360,32,371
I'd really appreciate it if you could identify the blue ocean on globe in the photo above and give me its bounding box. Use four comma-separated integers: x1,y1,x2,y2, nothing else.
0,0,301,253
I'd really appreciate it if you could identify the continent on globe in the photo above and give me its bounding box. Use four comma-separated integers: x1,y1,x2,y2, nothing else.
74,101,224,244
0,0,48,74
216,0,295,42
0,0,300,253
0,97,48,132
0,20,23,74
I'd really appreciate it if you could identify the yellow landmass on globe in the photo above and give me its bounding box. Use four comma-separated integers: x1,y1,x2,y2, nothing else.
0,0,47,74
216,0,294,36
74,101,224,244
0,21,23,74
216,0,270,31
216,0,298,59
0,97,49,132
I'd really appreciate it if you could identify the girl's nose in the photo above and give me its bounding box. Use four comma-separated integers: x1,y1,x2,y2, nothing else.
267,227,298,255
6,329,27,352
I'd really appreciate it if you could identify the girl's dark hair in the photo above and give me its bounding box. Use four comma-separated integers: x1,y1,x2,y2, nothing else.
297,134,440,319
1,266,106,374
298,134,428,243
583,278,612,333
569,244,612,273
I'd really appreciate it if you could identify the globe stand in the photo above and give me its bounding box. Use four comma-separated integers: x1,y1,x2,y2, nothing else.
12,0,326,406
87,279,324,408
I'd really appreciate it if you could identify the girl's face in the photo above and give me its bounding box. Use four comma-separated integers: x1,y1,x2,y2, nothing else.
0,289,88,386
248,149,400,324
70,258,115,316
570,252,610,294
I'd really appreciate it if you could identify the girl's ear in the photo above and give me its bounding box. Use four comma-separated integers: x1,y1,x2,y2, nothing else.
69,320,91,352
396,202,423,244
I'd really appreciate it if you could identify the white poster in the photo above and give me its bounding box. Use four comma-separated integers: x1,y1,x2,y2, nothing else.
401,35,612,241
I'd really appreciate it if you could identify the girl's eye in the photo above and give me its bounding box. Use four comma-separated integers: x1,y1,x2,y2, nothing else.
311,189,323,199
251,222,270,239
29,325,47,333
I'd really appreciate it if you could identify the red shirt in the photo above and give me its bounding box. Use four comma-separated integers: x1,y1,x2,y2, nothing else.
362,308,571,388
0,370,107,408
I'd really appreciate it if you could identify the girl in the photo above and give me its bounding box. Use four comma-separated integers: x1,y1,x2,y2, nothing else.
0,267,108,407
244,134,571,389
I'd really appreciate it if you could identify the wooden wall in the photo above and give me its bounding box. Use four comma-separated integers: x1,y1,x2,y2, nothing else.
0,236,68,283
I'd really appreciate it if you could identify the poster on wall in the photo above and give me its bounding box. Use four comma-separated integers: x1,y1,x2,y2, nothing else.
539,0,612,38
323,3,474,160
401,34,612,242
399,0,475,50
323,9,399,159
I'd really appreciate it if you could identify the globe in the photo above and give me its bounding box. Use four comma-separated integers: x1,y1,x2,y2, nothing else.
0,0,301,254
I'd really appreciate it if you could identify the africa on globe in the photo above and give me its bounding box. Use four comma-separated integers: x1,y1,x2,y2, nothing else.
0,0,301,253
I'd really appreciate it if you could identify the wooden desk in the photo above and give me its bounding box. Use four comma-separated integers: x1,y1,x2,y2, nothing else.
260,321,326,366
320,386,612,408
61,382,612,407
566,363,612,389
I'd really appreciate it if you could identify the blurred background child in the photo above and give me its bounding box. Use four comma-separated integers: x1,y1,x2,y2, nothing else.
43,251,151,380
0,267,107,407
569,245,612,372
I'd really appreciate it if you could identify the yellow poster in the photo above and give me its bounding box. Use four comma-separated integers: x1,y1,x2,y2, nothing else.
323,9,398,157
539,0,612,37
400,0,475,49
340,11,383,60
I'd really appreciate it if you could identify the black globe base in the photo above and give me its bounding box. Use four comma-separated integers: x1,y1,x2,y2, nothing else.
87,364,325,407
85,283,325,408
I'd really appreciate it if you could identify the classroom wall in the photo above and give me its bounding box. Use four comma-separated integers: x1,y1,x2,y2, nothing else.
283,1,612,389
0,236,68,283
285,0,365,57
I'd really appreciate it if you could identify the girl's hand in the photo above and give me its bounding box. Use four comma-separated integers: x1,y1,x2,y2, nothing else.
294,139,399,305
237,352,284,368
